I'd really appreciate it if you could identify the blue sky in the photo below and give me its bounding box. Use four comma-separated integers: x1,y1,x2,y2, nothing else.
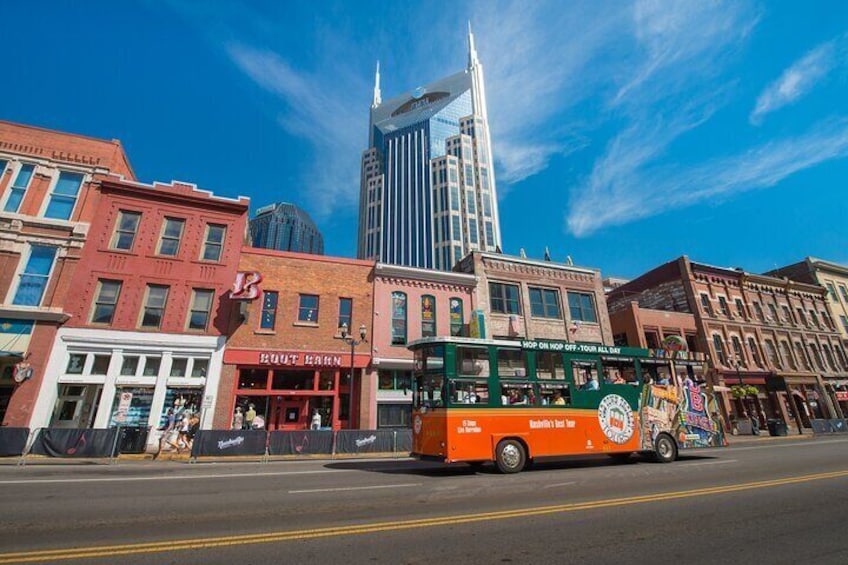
3,1,848,278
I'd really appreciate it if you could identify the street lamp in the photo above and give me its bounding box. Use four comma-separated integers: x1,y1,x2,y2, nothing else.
339,322,367,429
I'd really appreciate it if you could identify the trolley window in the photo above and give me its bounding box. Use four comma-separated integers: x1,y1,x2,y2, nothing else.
539,382,571,406
449,379,490,405
500,380,537,406
456,346,490,377
572,361,600,390
414,375,444,408
601,358,638,385
497,348,527,378
536,351,566,380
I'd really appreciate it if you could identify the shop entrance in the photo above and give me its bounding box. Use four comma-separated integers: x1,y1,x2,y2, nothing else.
270,396,309,430
50,384,101,428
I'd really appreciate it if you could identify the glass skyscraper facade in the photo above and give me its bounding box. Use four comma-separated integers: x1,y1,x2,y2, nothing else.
250,202,324,255
357,27,502,270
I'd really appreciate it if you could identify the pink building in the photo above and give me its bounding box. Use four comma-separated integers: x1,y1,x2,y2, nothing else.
367,263,476,428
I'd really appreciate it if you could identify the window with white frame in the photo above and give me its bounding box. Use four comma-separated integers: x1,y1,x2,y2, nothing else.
4,163,35,213
12,245,57,306
187,289,215,330
200,224,226,262
44,171,84,220
110,211,141,251
157,217,185,256
91,279,122,324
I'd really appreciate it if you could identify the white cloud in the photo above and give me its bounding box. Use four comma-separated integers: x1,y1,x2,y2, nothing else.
567,117,848,236
750,38,842,125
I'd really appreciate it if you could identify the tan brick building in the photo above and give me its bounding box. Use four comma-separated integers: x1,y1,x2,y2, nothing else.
456,251,612,345
216,248,375,430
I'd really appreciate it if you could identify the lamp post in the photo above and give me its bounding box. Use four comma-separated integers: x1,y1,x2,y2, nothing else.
339,322,367,429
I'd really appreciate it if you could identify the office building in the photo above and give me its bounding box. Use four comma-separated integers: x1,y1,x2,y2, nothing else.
250,202,323,255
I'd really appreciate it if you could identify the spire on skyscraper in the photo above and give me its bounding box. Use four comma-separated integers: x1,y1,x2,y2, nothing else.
467,21,479,70
372,61,382,108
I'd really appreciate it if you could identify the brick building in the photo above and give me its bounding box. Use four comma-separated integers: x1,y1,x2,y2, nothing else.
767,257,848,416
369,263,476,428
456,251,613,345
608,257,848,433
30,174,249,438
0,121,134,427
217,249,374,431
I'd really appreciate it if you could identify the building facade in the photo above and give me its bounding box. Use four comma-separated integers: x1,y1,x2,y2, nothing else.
216,249,374,431
368,263,476,428
767,257,848,416
608,257,848,433
0,121,135,427
456,251,613,345
357,27,502,270
249,202,323,255
30,174,249,439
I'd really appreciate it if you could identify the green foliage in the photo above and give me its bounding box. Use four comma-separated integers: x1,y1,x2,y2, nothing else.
730,384,758,398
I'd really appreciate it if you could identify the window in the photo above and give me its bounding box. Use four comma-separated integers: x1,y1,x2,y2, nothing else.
201,224,226,261
191,359,209,377
841,315,848,334
796,308,808,326
140,285,169,328
747,337,762,367
298,294,319,322
826,283,838,301
840,285,848,303
490,282,521,315
731,336,745,367
529,287,562,319
377,404,412,428
835,346,848,370
91,280,122,324
712,335,727,366
822,345,835,371
572,361,599,390
780,341,796,370
809,310,820,328
170,358,188,377
795,342,809,370
821,310,833,330
391,292,407,345
500,381,536,406
644,331,660,349
449,297,464,336
188,289,214,330
536,351,566,379
752,302,764,321
767,303,779,323
456,347,490,376
120,356,139,376
700,294,713,316
4,163,34,213
718,296,730,316
782,305,793,324
44,171,84,220
421,295,436,337
567,292,597,323
378,370,412,391
12,245,56,306
734,298,746,319
142,356,162,376
449,379,490,405
539,382,571,406
110,211,141,251
66,354,86,374
496,349,527,378
764,340,779,368
260,291,279,330
157,218,185,256
338,297,352,332
808,344,823,370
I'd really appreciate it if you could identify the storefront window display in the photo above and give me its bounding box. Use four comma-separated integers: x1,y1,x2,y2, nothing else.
109,387,154,427
158,388,203,427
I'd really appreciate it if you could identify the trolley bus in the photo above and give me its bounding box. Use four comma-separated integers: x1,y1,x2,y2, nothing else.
410,337,725,473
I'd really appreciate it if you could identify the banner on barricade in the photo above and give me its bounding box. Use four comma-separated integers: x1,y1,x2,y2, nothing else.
0,427,29,457
190,430,267,457
395,429,413,453
268,431,333,456
334,430,395,454
30,428,118,458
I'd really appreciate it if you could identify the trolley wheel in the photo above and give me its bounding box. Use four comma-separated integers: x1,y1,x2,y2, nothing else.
653,434,678,463
495,439,527,474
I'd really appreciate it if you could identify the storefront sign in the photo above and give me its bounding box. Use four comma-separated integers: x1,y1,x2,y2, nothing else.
230,271,263,300
835,391,848,402
258,352,342,367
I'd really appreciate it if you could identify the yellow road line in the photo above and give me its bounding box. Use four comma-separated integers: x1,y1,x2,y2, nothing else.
1,469,847,564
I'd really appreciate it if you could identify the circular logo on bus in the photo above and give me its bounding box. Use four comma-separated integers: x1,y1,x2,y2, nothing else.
413,415,423,435
598,394,634,444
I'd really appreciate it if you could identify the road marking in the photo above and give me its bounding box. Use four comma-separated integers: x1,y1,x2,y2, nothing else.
1,468,847,563
544,481,577,488
682,459,737,467
0,469,351,485
288,483,422,494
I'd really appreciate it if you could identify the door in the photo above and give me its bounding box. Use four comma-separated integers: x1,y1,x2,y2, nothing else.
51,385,102,428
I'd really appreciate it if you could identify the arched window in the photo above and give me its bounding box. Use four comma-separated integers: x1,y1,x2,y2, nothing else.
391,291,407,345
449,297,464,336
421,295,436,337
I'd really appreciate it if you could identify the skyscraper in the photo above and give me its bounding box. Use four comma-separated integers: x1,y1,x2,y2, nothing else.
250,202,324,255
357,25,502,270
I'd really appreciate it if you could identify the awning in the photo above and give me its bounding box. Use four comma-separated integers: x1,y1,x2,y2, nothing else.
0,351,23,358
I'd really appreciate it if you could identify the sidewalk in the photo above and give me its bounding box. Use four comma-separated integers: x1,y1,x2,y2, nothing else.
725,432,813,445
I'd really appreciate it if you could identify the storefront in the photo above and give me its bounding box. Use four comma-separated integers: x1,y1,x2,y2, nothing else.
222,348,370,431
29,328,226,449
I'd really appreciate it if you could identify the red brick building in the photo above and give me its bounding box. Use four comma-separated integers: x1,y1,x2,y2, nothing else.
28,174,249,436
0,121,134,427
608,257,848,434
217,249,374,431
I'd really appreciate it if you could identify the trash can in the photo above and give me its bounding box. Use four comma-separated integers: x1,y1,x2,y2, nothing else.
767,419,788,437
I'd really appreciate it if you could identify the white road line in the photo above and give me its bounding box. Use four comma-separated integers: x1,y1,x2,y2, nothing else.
682,459,738,467
0,469,351,485
288,483,422,494
728,438,848,452
544,481,577,488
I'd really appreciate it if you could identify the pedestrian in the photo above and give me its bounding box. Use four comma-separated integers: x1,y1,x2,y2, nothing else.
310,409,322,430
154,408,176,459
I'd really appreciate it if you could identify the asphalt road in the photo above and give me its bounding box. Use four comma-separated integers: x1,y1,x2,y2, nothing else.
1,437,847,564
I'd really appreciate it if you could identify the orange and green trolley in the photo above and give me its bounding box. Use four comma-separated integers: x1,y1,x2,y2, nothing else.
410,337,726,473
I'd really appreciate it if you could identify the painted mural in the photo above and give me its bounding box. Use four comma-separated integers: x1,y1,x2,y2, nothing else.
639,374,726,450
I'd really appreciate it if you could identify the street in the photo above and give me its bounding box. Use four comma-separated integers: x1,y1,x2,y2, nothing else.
1,437,847,564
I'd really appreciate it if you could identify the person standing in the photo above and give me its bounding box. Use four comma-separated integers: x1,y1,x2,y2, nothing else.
310,409,322,430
